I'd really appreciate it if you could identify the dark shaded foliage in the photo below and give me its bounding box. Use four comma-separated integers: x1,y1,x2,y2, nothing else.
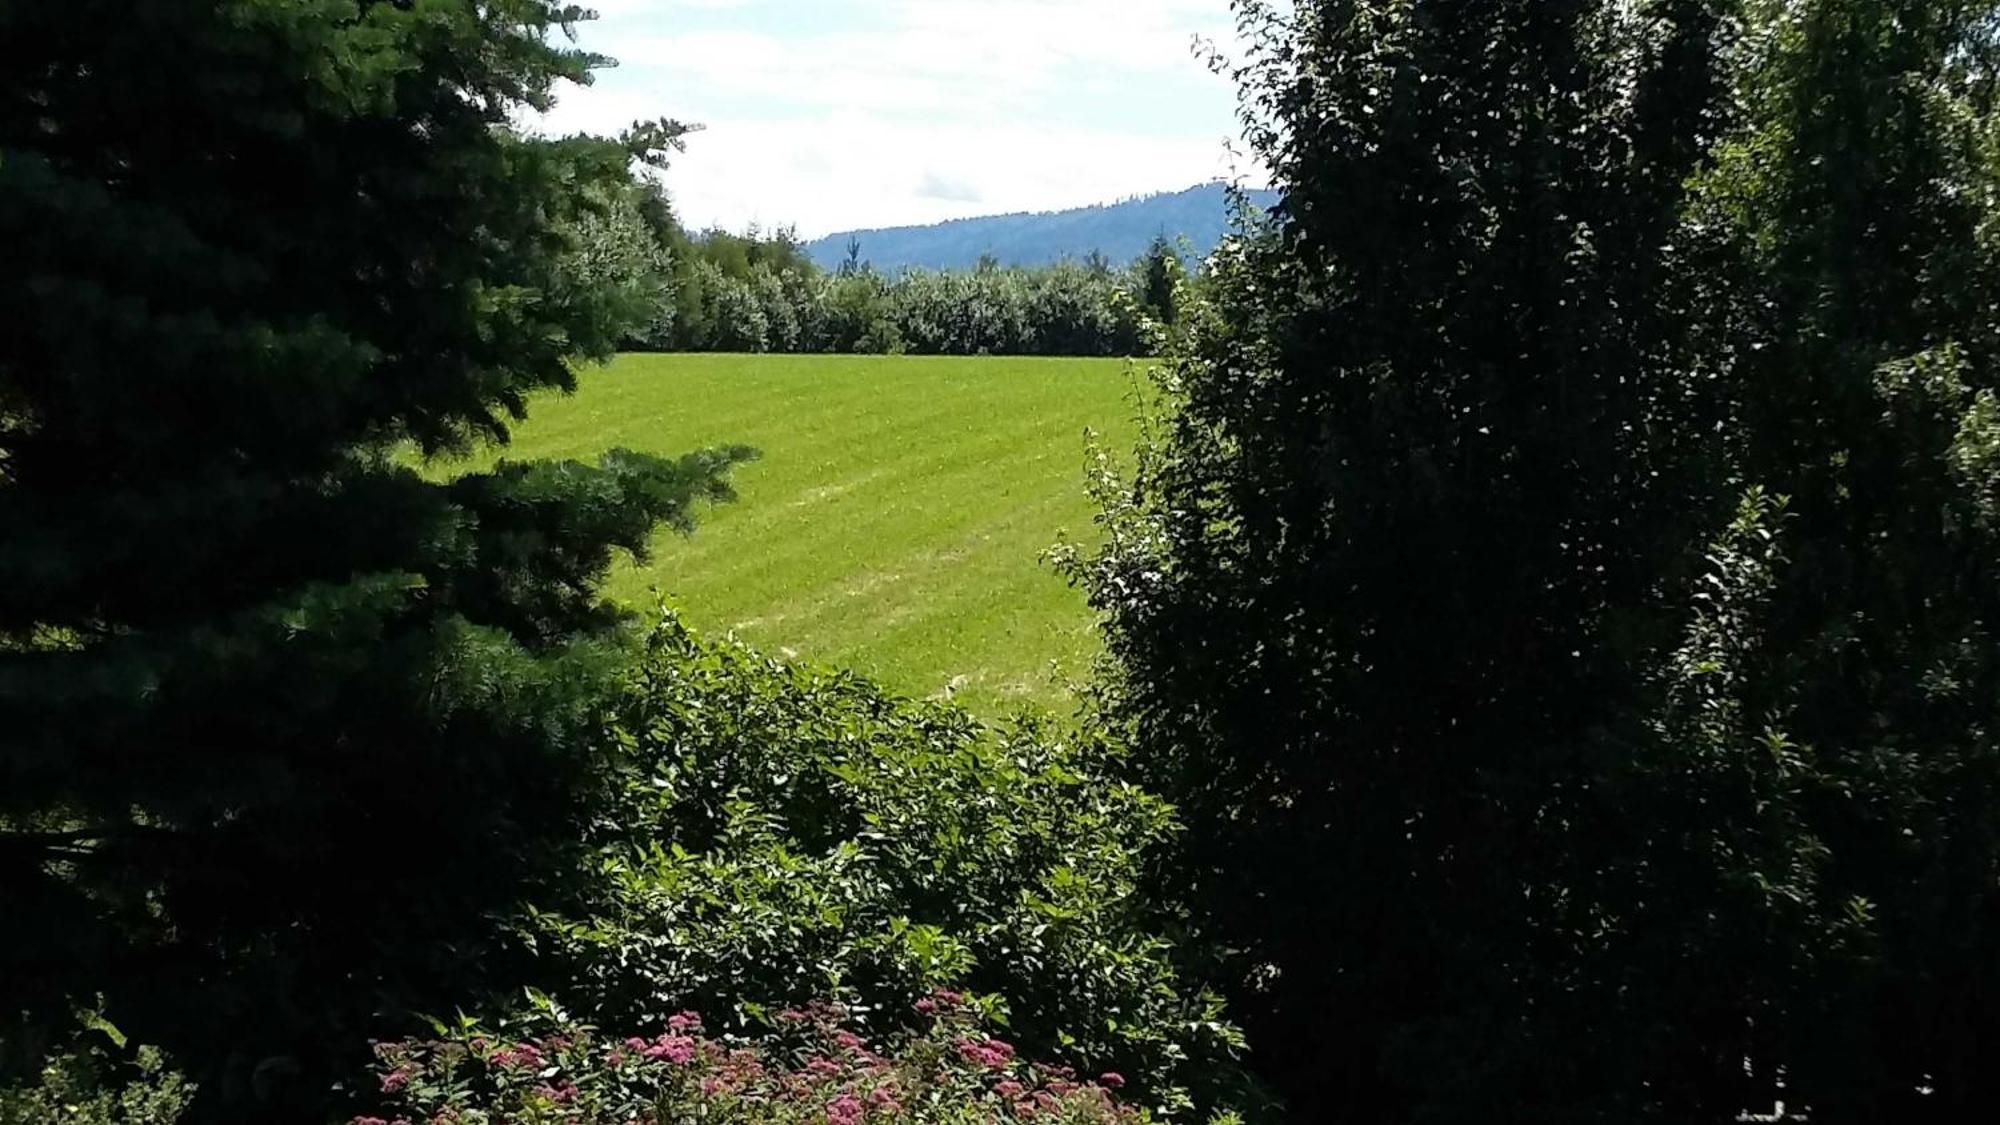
0,1,749,1116
1072,0,2000,1120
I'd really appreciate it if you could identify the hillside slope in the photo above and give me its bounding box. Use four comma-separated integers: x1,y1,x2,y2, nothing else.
806,182,1279,273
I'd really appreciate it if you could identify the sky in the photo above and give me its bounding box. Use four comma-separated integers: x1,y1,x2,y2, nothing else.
534,0,1255,239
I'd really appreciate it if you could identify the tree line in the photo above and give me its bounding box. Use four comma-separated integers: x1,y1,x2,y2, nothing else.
579,178,1189,356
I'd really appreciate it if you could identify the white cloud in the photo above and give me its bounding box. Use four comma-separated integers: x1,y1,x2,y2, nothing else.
917,171,983,205
536,0,1256,236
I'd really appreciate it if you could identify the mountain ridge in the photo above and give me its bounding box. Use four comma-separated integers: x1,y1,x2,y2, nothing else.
805,182,1281,273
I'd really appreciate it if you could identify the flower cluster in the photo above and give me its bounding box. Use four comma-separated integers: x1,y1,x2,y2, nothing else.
355,991,1145,1123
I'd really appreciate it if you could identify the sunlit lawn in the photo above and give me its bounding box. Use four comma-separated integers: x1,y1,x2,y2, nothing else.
433,352,1146,717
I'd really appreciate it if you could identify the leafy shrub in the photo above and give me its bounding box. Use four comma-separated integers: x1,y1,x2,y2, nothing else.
0,1028,192,1125
509,611,1250,1120
752,269,809,353
354,992,1156,1124
695,264,771,353
562,185,677,352
854,318,907,356
661,256,1155,357
1022,264,1143,358
891,270,1037,356
820,272,896,353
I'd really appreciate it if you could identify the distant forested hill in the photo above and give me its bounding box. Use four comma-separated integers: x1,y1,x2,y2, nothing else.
805,182,1280,273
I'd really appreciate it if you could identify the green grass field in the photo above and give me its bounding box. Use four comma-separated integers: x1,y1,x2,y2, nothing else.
435,353,1146,716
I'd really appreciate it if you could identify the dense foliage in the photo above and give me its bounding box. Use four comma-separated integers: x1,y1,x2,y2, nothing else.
507,611,1250,1120
576,184,1186,356
0,0,751,1114
1072,0,2000,1120
0,1023,192,1125
1,603,1254,1122
354,993,1154,1124
648,240,1175,357
27,0,2000,1121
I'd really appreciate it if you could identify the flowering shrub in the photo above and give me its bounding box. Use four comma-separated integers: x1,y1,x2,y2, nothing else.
510,611,1250,1118
355,991,1149,1124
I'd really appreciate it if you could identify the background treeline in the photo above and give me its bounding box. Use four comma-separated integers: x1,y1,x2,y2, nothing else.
579,181,1186,356
798,182,1282,273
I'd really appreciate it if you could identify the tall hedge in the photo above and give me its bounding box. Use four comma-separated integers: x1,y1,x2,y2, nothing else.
1073,0,2000,1119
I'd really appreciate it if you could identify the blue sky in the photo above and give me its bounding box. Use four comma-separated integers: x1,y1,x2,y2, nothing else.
536,0,1254,238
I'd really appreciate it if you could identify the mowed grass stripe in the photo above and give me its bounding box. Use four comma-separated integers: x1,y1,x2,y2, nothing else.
666,409,1091,607
433,353,1143,716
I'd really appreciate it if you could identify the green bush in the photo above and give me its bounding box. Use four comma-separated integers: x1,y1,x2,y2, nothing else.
657,247,1158,357
509,610,1251,1120
0,1026,192,1125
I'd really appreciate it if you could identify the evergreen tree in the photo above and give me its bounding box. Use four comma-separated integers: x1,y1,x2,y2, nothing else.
0,0,750,1112
1134,235,1184,328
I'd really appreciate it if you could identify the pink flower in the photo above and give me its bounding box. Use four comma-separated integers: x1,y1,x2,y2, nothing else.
1098,1072,1126,1089
913,997,936,1014
826,1093,865,1125
805,1054,844,1080
352,1118,390,1125
833,1030,866,1052
379,1067,412,1094
667,1011,703,1032
953,1037,1016,1068
489,1043,545,1070
996,1080,1025,1098
642,1035,697,1065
